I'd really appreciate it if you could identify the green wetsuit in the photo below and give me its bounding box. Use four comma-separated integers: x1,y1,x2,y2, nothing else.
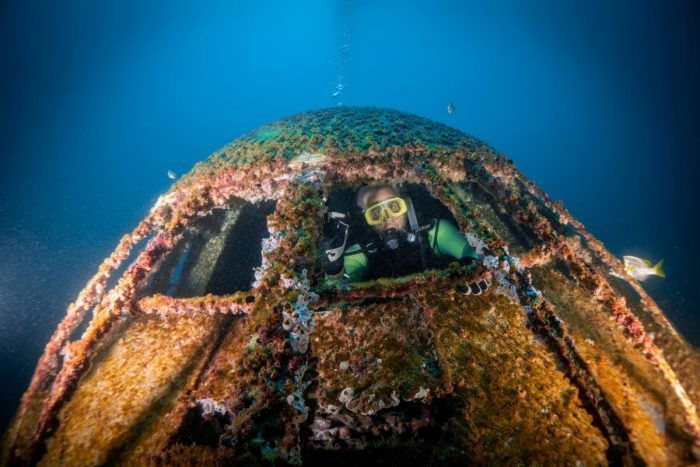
325,219,482,286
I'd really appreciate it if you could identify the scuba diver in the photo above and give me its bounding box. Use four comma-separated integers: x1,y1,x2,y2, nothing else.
322,184,489,292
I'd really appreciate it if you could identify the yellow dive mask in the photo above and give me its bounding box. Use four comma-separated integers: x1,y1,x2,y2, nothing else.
363,197,408,225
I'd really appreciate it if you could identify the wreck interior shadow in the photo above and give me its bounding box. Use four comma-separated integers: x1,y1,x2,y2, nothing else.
206,200,276,295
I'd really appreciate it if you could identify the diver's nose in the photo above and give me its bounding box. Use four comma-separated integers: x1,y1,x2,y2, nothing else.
385,216,399,229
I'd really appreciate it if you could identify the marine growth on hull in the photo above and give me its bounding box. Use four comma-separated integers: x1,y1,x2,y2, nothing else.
3,107,699,466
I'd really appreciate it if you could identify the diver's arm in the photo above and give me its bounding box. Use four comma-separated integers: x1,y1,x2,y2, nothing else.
344,244,369,282
429,219,483,262
430,219,492,295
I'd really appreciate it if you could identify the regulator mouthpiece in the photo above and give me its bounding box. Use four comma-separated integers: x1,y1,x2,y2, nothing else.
383,228,401,250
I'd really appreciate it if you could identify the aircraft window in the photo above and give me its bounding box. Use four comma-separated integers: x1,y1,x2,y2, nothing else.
206,200,276,295
148,200,276,297
321,184,474,286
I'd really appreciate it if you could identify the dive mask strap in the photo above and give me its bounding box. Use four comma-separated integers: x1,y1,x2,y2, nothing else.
406,196,419,232
405,196,428,268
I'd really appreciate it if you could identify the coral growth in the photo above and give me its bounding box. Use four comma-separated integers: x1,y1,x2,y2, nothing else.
3,107,699,466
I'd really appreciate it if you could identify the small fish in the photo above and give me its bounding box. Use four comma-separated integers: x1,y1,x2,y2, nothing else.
623,255,665,281
447,102,455,114
288,152,327,170
167,170,177,180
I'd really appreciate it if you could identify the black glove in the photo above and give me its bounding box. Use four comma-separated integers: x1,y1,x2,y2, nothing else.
321,212,349,276
457,278,491,296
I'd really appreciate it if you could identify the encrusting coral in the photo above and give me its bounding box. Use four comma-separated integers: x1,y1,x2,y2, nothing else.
2,107,699,466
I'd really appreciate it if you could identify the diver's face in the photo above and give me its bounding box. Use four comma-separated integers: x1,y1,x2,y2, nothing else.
365,187,408,234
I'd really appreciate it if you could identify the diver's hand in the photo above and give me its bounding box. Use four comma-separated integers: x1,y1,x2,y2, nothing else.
457,277,491,296
321,212,348,276
321,235,344,276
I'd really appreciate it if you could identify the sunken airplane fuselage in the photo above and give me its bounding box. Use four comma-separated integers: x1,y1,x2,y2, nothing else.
3,107,699,466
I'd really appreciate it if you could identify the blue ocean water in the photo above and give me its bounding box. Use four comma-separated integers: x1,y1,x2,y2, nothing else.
1,0,698,432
